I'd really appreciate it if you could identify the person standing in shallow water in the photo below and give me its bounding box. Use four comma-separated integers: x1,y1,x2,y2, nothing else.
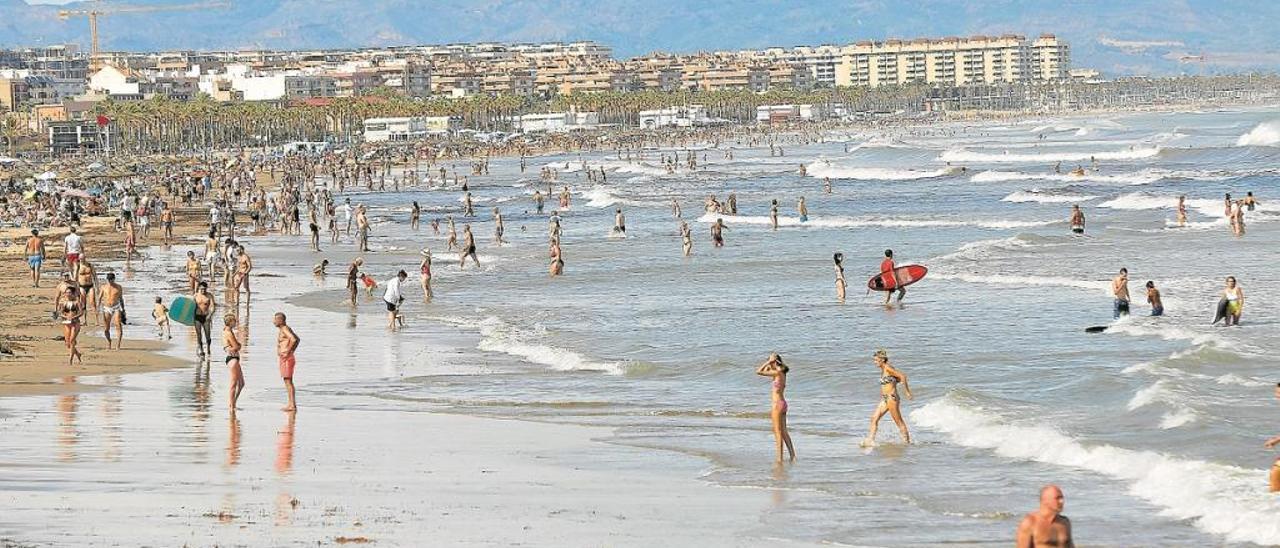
1015,485,1074,548
755,353,795,462
834,253,847,303
274,312,300,412
864,349,912,445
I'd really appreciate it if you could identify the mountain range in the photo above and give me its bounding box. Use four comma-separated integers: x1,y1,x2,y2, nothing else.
3,0,1279,76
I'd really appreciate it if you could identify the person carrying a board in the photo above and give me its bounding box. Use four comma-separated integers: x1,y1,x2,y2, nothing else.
880,249,906,307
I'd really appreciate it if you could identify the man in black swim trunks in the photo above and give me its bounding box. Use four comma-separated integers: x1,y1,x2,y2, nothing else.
193,282,216,359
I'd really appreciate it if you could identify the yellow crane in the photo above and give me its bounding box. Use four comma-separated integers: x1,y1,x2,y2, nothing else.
58,1,231,61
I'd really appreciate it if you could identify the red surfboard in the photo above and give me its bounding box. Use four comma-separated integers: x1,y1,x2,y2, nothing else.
868,264,928,291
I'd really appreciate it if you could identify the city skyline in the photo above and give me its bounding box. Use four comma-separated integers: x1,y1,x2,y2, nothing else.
2,0,1278,75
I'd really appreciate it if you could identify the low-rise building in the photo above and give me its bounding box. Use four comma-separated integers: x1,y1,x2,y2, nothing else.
638,105,713,128
513,111,599,133
363,116,460,142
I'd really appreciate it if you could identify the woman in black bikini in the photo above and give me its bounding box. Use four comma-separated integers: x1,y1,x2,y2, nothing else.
864,349,913,445
59,286,84,366
223,314,245,410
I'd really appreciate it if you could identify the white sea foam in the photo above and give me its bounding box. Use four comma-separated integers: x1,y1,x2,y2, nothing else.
1001,190,1099,203
1235,120,1280,147
697,213,1053,230
805,161,959,180
1214,374,1270,388
971,169,1163,185
581,186,657,208
913,396,1280,545
437,316,627,375
940,146,1161,164
1096,193,1222,217
930,272,1110,292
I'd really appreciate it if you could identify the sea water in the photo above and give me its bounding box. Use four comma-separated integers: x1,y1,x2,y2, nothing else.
253,107,1280,545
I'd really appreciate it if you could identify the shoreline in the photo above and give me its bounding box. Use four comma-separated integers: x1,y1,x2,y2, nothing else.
0,209,208,397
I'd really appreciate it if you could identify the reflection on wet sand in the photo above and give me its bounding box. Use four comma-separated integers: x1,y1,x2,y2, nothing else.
275,411,295,476
770,461,790,507
100,376,122,462
56,376,78,462
225,414,241,468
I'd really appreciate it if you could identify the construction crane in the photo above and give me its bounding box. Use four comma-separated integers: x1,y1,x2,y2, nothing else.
58,1,230,62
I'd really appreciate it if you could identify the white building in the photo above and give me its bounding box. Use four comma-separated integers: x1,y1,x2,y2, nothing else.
513,111,600,133
363,116,461,142
88,65,146,95
756,104,816,123
638,105,712,129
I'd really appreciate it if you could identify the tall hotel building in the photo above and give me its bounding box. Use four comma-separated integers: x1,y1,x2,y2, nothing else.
835,34,1068,88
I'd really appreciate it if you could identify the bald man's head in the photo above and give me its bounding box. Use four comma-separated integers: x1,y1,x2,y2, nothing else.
1039,485,1065,513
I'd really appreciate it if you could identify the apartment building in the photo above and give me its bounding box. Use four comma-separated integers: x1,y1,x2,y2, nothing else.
835,34,1068,88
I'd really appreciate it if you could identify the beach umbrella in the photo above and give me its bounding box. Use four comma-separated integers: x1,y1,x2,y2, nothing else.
59,188,93,199
36,171,58,181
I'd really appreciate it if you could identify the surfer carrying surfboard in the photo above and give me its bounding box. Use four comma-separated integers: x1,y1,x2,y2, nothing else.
880,250,905,307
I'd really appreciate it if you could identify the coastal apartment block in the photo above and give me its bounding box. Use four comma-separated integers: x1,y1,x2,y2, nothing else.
833,34,1068,88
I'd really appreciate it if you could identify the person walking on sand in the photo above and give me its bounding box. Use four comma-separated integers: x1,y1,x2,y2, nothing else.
223,314,244,411
1015,485,1074,548
64,226,83,278
834,253,847,303
864,349,913,445
1112,268,1130,319
1069,205,1085,235
193,281,216,358
76,258,98,326
756,353,796,462
1264,383,1280,492
185,251,202,293
274,312,300,412
25,229,46,287
459,225,479,269
100,272,125,351
58,285,84,366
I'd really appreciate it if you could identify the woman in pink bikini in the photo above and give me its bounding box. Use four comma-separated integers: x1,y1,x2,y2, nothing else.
756,353,795,462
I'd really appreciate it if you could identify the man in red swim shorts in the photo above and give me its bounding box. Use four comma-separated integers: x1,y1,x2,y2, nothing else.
273,312,301,412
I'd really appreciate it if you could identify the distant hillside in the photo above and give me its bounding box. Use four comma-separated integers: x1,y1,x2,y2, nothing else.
3,0,1279,76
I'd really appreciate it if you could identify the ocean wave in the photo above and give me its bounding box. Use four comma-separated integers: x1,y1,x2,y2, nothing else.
805,161,960,180
913,395,1280,545
940,146,1161,164
1235,120,1280,147
929,234,1059,263
971,169,1163,185
1096,193,1222,217
1001,190,1099,204
581,186,660,208
697,213,1053,230
434,315,628,375
930,272,1109,292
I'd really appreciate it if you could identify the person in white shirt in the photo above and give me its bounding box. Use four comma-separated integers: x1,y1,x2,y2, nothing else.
340,199,353,236
64,227,84,277
382,270,408,331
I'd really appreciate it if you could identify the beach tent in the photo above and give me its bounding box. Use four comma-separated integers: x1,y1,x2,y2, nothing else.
86,162,107,171
36,171,58,181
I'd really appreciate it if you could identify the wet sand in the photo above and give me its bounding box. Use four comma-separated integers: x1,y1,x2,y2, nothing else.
0,212,209,397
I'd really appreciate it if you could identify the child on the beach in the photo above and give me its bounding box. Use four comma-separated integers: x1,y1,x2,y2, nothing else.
152,296,171,339
360,272,378,297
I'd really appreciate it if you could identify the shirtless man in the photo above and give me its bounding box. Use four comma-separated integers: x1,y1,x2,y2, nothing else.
72,258,97,323
356,205,370,252
233,244,253,296
711,218,726,248
25,229,46,287
1015,485,1074,548
100,272,125,350
459,225,480,268
1265,382,1280,492
1112,268,1130,319
161,205,175,244
193,282,216,358
493,207,506,245
185,251,202,293
204,229,221,280
274,312,301,412
1069,205,1085,235
1176,196,1188,227
533,190,545,214
223,314,245,410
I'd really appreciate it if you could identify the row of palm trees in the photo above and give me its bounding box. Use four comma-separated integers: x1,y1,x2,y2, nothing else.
89,86,931,153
